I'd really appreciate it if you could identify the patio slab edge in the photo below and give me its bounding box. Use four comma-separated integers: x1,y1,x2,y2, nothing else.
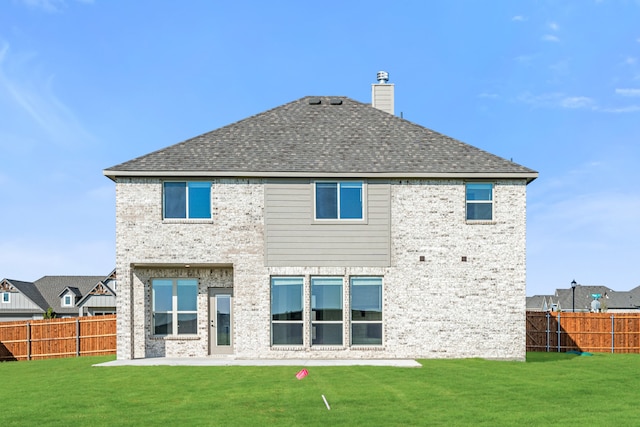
94,358,422,368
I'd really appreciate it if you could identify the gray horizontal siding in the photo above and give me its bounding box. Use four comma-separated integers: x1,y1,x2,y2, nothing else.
265,179,390,267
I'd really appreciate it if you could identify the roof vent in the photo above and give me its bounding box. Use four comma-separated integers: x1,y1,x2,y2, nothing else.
330,98,342,105
376,71,389,84
372,71,394,115
309,98,321,105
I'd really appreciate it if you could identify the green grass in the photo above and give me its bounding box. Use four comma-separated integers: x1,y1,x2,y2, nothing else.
2,353,639,426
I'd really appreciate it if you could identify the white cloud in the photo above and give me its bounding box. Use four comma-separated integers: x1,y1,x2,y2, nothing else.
549,59,570,75
560,96,595,109
615,88,640,97
518,92,595,110
512,15,526,22
599,105,640,113
18,0,93,12
19,0,65,12
518,91,640,113
478,92,499,99
548,22,560,31
514,54,537,65
542,34,560,42
527,157,640,294
623,56,637,65
0,42,95,148
0,41,7,63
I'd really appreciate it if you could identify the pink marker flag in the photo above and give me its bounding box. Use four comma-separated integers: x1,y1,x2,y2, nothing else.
296,369,309,380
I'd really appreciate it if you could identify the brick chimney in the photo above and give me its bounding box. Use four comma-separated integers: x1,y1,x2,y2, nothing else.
371,71,394,115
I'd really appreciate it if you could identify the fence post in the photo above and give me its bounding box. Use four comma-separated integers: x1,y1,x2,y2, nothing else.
611,314,615,354
26,321,31,360
556,312,562,352
76,318,80,357
545,312,550,352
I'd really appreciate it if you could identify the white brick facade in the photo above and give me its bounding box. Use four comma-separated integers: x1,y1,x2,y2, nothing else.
115,177,527,361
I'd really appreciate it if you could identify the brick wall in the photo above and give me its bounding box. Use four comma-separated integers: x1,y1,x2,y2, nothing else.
115,177,527,360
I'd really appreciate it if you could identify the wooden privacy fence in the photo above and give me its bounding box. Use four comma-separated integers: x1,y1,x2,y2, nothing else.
0,314,116,361
527,311,640,353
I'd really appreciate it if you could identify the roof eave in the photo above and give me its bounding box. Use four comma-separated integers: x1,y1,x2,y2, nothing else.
104,170,539,183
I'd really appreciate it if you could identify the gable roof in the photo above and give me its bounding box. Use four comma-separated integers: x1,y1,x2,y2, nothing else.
34,276,104,314
104,96,537,181
1,279,49,312
77,277,117,307
58,287,82,298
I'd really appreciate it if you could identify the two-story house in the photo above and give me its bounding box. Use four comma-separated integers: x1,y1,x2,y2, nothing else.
0,270,117,320
104,73,537,361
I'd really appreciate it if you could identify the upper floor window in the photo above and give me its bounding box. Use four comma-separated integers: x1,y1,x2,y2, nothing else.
315,181,363,220
163,181,211,219
1,292,9,303
62,294,73,307
466,183,493,221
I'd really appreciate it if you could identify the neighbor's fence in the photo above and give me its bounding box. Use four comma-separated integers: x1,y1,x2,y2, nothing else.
527,311,640,353
0,314,116,361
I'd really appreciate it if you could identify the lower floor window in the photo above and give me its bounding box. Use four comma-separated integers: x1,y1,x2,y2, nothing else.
351,277,383,345
270,275,382,347
271,277,303,345
311,277,343,346
152,279,198,335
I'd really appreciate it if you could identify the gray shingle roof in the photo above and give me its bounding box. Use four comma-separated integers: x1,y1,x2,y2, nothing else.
5,279,49,312
104,96,537,180
34,276,104,314
556,285,614,312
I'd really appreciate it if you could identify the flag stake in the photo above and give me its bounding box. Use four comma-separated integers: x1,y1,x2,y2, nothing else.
322,394,331,410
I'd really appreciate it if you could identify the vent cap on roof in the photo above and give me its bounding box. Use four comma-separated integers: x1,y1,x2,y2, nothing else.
372,71,394,115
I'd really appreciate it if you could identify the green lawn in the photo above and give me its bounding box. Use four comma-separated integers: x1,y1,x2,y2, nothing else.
2,353,639,426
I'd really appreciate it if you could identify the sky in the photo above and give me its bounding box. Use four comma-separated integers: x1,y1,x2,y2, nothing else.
0,0,639,296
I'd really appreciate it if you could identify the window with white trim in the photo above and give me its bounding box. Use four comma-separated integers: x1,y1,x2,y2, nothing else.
62,294,74,307
311,277,343,346
315,181,363,220
350,277,383,345
271,277,303,345
163,181,211,219
152,279,198,335
1,292,9,303
466,183,493,221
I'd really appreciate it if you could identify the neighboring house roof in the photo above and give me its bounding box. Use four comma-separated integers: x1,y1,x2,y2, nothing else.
525,295,562,311
34,276,105,315
525,295,548,311
603,290,640,310
77,273,117,307
528,285,640,312
0,279,49,312
104,96,538,181
556,286,612,311
1,272,116,318
58,287,82,298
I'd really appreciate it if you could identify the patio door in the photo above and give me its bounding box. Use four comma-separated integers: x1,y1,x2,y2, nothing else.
209,288,233,354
